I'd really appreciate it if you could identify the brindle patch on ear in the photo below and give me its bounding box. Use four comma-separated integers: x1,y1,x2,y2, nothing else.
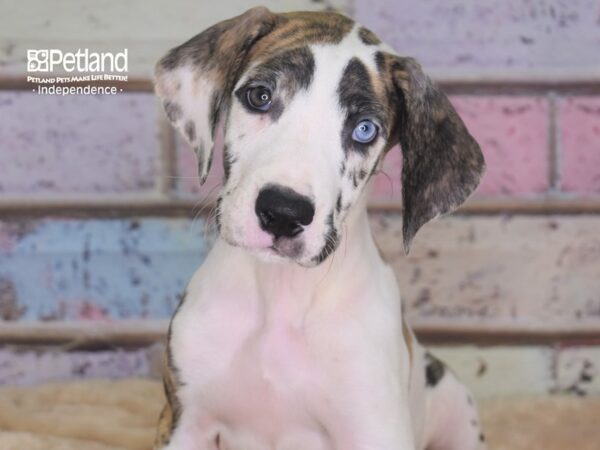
358,26,381,45
376,52,485,252
155,7,282,186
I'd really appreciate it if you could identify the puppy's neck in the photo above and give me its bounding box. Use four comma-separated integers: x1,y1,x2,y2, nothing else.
232,195,384,321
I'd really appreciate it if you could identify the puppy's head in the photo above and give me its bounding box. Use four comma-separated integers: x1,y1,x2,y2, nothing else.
155,7,485,267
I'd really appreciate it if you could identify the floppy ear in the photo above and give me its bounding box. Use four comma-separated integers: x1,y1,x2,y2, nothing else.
384,55,485,252
154,7,280,184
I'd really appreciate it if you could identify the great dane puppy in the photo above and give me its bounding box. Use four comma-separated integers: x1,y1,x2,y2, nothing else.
154,7,486,450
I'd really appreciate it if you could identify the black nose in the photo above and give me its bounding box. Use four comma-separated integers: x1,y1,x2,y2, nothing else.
255,185,315,239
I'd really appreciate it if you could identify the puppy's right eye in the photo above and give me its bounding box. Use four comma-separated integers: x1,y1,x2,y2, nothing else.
246,86,272,112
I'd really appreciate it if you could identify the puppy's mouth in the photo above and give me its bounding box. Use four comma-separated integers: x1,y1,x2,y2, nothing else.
269,237,305,260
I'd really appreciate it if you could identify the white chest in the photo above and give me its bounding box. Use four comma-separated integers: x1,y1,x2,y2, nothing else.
166,244,412,450
171,289,340,450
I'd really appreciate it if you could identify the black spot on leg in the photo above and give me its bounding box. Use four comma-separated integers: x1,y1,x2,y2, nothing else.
425,352,446,387
184,120,196,142
479,433,486,443
358,26,381,45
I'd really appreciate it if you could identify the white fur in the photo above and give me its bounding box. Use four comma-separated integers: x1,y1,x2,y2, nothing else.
160,25,485,450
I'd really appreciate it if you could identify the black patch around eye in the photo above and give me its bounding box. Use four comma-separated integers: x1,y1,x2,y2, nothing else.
234,47,315,122
337,57,385,155
358,27,381,45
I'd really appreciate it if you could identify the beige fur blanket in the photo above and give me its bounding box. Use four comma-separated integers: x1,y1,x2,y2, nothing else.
0,379,598,449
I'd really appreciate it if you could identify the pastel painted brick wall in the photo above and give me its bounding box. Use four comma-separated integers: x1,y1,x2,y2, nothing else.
0,219,210,321
558,97,600,194
2,215,599,332
0,91,158,194
0,1,599,380
451,96,550,196
355,0,600,71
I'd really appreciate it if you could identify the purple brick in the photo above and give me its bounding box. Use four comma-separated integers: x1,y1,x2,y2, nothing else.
559,97,600,194
355,0,600,70
0,91,158,194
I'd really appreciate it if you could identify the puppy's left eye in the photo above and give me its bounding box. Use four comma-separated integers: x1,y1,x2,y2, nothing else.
352,120,378,143
246,86,272,112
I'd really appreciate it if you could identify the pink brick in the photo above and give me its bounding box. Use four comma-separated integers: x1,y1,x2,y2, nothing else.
559,97,600,194
0,91,157,194
452,96,550,196
371,96,550,200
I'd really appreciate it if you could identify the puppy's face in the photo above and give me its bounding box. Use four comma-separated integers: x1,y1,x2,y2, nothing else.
156,8,485,267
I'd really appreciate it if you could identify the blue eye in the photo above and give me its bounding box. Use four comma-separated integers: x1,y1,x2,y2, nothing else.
352,120,378,143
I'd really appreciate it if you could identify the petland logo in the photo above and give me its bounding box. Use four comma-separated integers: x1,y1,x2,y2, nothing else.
27,48,129,95
27,49,128,73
